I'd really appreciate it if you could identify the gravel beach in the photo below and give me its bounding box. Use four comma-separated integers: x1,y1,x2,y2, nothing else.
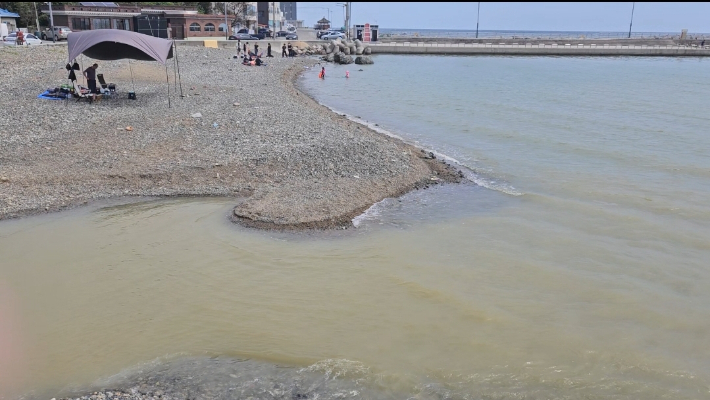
0,44,462,230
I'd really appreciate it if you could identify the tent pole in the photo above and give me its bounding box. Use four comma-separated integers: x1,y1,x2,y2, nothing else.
128,59,136,93
165,65,171,108
174,39,183,97
80,55,85,86
172,42,177,92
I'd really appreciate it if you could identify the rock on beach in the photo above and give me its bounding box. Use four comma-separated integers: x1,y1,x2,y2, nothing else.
0,44,460,231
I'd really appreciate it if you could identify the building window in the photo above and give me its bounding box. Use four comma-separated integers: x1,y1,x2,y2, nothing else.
204,23,215,32
93,18,110,29
113,19,130,30
189,23,201,32
218,23,227,32
72,18,91,30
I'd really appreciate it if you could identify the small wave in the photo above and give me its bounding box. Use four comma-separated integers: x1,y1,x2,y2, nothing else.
298,358,371,381
313,101,524,198
351,198,393,227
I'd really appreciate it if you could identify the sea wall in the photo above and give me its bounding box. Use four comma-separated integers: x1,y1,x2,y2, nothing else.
174,40,710,57
368,43,710,57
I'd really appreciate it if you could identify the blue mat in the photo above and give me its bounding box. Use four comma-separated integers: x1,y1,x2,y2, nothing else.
38,90,69,100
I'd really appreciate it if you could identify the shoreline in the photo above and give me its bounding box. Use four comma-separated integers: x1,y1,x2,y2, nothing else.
0,45,463,231
229,59,463,231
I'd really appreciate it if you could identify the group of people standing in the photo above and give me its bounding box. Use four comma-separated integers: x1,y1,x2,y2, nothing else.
237,40,282,58
235,39,298,63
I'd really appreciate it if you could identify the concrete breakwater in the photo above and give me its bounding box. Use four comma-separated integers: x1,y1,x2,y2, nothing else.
368,42,710,57
174,39,710,57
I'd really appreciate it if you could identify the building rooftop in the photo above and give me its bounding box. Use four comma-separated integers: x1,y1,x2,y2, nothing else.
0,8,21,18
79,2,118,6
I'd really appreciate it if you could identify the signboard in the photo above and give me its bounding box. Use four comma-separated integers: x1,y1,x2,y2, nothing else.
364,23,370,42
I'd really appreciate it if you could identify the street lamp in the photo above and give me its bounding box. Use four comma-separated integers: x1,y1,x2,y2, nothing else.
48,2,56,43
335,2,351,39
628,2,635,39
476,2,480,39
299,6,331,29
224,2,229,39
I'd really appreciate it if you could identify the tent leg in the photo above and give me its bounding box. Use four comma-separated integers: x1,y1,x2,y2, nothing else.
80,55,85,87
174,39,183,97
172,40,178,92
165,65,170,108
128,59,136,93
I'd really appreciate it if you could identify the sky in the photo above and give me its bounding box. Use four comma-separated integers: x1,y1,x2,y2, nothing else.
296,2,710,33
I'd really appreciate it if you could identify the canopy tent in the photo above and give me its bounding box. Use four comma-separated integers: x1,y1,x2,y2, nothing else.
67,29,173,64
66,29,182,106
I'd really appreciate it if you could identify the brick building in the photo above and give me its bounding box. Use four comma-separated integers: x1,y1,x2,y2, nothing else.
39,2,259,39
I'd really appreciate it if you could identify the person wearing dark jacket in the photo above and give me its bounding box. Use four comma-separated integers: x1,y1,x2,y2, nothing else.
83,63,99,94
267,43,273,57
282,43,287,57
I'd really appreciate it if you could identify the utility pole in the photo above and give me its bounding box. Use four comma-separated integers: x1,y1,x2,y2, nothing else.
272,1,275,37
628,2,635,39
224,2,229,39
476,2,480,38
346,2,351,40
48,2,55,43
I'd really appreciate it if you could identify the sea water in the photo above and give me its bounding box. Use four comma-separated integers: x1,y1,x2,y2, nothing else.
1,55,709,399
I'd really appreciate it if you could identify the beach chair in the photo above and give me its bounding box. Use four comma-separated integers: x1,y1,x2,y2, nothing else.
72,80,94,103
97,73,116,95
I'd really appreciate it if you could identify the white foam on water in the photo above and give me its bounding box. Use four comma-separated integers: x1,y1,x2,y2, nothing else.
352,198,393,227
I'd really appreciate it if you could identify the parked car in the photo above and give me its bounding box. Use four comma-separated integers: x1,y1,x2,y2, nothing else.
229,33,259,41
321,32,345,40
276,30,289,37
41,26,71,41
251,28,273,40
237,28,249,34
285,33,298,40
3,32,43,45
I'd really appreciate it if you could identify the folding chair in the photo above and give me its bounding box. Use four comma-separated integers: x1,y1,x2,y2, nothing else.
72,80,94,103
97,74,116,95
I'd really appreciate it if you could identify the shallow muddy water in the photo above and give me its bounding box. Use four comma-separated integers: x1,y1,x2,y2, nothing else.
2,55,710,399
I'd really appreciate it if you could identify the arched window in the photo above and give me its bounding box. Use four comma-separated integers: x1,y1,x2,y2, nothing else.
189,23,201,32
205,23,215,32
218,23,227,32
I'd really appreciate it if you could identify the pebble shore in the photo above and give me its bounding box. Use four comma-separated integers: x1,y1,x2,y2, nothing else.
0,44,460,231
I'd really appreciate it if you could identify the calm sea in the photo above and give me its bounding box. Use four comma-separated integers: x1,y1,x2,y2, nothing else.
1,55,709,399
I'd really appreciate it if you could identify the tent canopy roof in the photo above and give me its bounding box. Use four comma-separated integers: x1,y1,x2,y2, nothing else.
317,17,330,23
68,29,173,64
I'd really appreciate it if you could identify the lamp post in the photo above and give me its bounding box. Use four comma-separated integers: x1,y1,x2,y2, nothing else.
348,2,351,40
336,3,346,34
224,2,229,39
299,6,331,29
628,2,635,39
476,2,480,38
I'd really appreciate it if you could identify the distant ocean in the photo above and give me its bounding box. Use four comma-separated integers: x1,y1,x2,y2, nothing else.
377,28,710,39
